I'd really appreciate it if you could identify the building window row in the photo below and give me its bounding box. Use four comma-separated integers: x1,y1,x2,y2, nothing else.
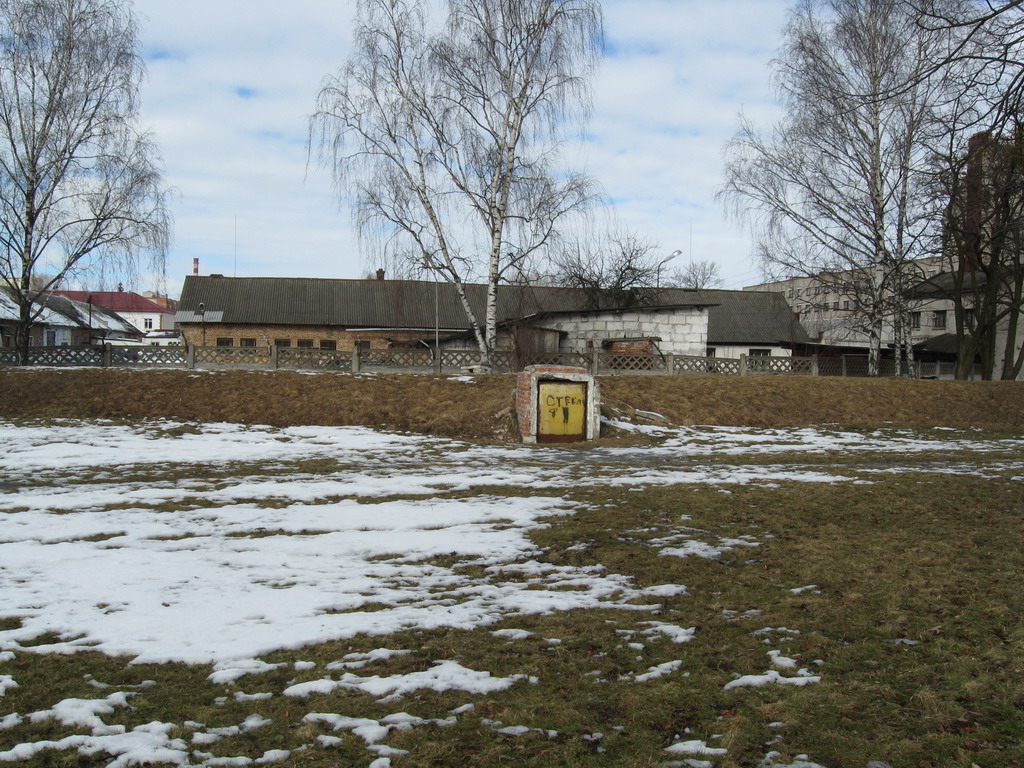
214,338,342,349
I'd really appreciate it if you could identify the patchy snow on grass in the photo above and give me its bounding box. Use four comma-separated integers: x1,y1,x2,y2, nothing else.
631,660,685,683
0,417,1011,678
283,661,527,702
723,669,821,690
664,738,728,755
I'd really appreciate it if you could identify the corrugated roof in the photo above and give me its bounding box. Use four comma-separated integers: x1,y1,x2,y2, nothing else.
176,276,809,346
51,290,174,315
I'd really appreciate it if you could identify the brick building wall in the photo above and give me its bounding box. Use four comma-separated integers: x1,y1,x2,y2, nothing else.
177,323,434,349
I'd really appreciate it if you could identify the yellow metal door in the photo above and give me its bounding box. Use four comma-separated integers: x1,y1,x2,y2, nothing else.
537,382,586,442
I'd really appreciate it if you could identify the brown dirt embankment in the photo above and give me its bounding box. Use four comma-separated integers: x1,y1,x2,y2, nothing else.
1,368,1022,440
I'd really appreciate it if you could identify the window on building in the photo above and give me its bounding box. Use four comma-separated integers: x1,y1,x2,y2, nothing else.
796,288,803,297
706,347,716,358
297,339,314,348
931,310,947,329
274,339,291,347
240,338,257,347
843,300,850,310
356,340,370,350
749,348,770,356
910,312,921,329
788,289,794,298
832,300,839,311
813,286,820,295
144,318,154,330
319,340,337,350
216,338,233,347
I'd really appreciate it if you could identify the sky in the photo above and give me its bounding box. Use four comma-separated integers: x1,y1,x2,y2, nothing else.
131,0,791,300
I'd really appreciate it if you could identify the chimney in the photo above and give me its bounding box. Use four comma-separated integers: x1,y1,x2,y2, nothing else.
193,258,199,275
376,269,385,281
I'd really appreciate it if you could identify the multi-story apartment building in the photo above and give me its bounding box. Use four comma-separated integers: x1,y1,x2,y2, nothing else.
743,256,955,350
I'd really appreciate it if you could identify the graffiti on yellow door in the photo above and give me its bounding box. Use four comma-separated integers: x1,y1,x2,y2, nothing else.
537,382,586,440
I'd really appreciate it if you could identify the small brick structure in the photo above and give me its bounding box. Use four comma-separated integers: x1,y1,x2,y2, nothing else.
515,365,600,444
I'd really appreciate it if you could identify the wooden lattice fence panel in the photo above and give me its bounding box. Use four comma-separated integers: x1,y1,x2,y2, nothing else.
489,351,515,372
522,352,590,370
362,349,432,370
278,348,352,370
28,346,102,366
111,347,187,366
440,350,485,370
599,353,668,374
790,357,814,375
746,356,809,375
671,355,740,376
816,358,844,377
195,346,271,367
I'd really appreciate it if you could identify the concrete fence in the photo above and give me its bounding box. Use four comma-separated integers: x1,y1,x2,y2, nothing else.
0,344,936,378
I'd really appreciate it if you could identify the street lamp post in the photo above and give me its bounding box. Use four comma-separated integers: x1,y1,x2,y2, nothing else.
656,250,682,303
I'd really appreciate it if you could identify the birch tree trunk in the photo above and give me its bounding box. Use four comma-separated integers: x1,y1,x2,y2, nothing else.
312,0,601,363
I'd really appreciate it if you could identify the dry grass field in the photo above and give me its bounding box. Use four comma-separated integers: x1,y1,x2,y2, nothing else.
1,367,1023,438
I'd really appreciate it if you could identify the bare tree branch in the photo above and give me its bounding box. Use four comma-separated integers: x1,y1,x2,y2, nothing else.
0,0,170,363
720,0,946,375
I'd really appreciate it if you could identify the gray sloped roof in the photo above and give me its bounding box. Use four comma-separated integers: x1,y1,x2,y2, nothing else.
175,276,809,346
697,289,812,345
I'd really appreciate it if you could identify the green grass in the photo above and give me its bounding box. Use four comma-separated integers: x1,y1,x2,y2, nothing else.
1,439,1022,767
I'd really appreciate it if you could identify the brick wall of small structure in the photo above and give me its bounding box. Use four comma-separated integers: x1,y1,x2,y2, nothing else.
515,365,597,443
540,307,708,356
177,324,431,349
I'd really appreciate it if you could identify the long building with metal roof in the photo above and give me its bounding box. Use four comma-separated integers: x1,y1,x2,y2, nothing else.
174,274,809,356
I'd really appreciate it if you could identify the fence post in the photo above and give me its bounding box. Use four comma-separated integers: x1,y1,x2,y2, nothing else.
739,354,748,377
270,344,279,370
187,344,196,370
102,343,111,368
433,348,442,374
665,353,675,375
590,348,599,376
811,356,819,377
841,355,847,377
351,345,361,373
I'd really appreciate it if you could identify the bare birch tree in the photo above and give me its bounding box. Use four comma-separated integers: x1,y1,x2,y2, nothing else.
668,259,722,289
720,0,945,375
0,0,169,364
312,0,602,365
908,1,1024,379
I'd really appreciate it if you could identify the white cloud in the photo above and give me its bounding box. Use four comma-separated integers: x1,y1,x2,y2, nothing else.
132,0,790,298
